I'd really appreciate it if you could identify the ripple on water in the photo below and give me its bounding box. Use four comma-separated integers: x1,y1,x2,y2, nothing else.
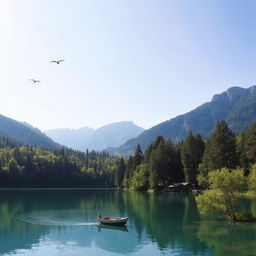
18,211,98,226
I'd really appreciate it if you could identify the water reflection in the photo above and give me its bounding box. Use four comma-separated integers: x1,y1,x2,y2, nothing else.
97,224,129,233
0,189,255,255
197,221,256,256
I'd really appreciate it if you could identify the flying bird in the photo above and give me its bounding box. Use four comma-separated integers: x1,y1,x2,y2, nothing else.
50,59,65,64
30,79,41,84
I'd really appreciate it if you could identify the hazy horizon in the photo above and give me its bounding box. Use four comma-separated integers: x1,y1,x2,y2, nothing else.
43,120,145,132
1,0,256,131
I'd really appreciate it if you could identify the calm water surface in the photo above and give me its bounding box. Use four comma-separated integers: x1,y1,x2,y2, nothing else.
0,189,256,256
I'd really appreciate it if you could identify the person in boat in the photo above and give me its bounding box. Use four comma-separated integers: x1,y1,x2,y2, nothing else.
98,214,102,219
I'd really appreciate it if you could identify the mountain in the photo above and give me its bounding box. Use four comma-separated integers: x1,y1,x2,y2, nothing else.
0,114,60,149
45,121,145,151
21,121,44,135
0,136,23,148
45,127,94,151
87,121,144,151
108,85,256,156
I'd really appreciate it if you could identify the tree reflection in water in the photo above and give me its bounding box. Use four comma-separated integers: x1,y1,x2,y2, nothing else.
0,189,255,256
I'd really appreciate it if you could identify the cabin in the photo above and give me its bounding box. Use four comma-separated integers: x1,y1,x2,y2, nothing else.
167,182,194,192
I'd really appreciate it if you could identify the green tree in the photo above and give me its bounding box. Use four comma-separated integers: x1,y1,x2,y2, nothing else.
114,157,126,187
123,156,134,188
144,143,153,162
148,138,183,190
181,132,204,184
130,164,149,190
248,164,256,191
196,168,247,220
246,122,256,164
8,157,23,187
236,131,249,172
133,144,144,169
164,139,184,184
148,137,166,189
149,138,172,190
149,148,158,189
197,163,209,189
201,120,238,172
153,136,165,149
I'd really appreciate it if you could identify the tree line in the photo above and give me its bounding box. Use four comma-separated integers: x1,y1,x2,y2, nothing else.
0,146,120,187
115,120,256,191
0,120,256,188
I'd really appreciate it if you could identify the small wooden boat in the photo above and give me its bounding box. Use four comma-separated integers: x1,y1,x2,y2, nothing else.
97,214,128,225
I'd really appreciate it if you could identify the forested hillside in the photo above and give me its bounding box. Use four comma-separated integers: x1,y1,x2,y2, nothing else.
0,114,60,149
108,86,256,156
1,120,256,189
0,136,22,148
0,143,120,187
115,120,256,191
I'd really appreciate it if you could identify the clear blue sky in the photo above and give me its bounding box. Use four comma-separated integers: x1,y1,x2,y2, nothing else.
1,0,256,131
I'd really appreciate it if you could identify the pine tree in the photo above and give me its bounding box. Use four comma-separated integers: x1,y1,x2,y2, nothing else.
144,143,153,162
124,156,134,188
114,157,126,187
148,138,182,189
153,136,165,149
133,144,144,169
181,132,205,183
246,122,256,164
149,149,158,189
201,120,238,171
237,131,249,172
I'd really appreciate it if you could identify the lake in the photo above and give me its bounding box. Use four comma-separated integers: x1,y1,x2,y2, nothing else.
0,189,256,256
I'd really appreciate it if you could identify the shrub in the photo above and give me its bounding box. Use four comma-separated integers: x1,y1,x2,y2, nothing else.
235,212,256,221
196,168,247,220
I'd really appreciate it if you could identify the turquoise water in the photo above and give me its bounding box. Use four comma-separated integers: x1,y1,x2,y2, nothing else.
0,189,256,256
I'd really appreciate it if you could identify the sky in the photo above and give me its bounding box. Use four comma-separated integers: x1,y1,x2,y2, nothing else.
1,0,256,131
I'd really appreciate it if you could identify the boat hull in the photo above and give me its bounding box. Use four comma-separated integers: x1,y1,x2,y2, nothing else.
97,216,128,225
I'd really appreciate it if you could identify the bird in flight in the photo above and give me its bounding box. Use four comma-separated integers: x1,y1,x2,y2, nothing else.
50,59,65,64
30,79,41,84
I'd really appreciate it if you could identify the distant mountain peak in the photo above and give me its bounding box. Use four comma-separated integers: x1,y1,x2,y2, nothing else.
96,121,143,129
249,85,256,94
45,121,145,151
212,86,246,102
